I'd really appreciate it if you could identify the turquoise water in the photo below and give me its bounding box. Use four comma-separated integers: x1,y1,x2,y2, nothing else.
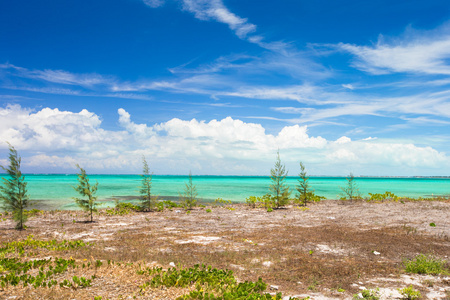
5,174,449,210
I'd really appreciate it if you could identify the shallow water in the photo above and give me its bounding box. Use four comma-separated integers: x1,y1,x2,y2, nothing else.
9,174,450,210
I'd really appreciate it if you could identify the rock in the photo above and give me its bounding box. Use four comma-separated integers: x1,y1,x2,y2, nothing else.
169,262,176,267
262,261,272,267
373,251,380,255
270,285,279,290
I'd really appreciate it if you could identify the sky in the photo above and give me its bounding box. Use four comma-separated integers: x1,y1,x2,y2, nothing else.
1,0,450,176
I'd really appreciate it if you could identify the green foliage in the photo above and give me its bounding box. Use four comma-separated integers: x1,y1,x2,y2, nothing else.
245,194,276,209
398,285,421,300
206,208,212,213
245,196,258,208
0,257,78,288
339,173,361,202
366,191,399,202
0,144,29,230
429,222,436,227
73,164,99,222
353,288,380,300
106,202,141,216
140,156,156,211
137,264,300,300
404,254,448,275
0,235,92,257
155,200,180,212
180,171,198,210
214,198,232,206
24,209,44,217
0,236,96,289
295,162,311,206
269,151,291,208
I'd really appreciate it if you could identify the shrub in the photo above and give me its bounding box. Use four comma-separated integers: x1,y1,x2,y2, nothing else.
0,144,29,230
353,288,380,300
245,196,258,208
398,285,421,300
404,254,448,275
367,191,399,202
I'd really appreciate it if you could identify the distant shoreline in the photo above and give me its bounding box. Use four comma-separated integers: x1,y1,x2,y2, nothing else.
12,174,450,178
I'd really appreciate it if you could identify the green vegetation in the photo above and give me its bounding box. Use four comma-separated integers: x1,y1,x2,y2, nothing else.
0,144,29,230
339,173,361,202
366,191,399,202
180,171,198,210
245,195,258,208
0,235,92,258
73,164,100,222
245,194,276,210
140,156,156,211
106,201,141,216
398,285,421,300
269,150,290,208
295,162,310,206
137,264,300,300
0,236,94,289
353,288,380,300
404,254,449,275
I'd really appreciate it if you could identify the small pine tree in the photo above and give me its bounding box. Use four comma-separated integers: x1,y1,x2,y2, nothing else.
0,144,29,230
296,162,310,206
269,150,291,208
180,171,197,210
73,164,99,222
140,156,155,210
340,173,361,202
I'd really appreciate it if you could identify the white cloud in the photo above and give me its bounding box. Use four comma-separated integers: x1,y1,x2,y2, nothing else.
0,63,114,87
0,105,448,175
335,26,450,75
173,0,257,39
143,0,165,8
342,84,355,90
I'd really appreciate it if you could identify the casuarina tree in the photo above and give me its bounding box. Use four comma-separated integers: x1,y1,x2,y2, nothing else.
0,144,29,230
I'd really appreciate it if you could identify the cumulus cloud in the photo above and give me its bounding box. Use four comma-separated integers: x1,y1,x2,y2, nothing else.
0,105,448,175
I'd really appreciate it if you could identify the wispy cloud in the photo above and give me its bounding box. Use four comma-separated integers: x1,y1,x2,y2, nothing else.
142,0,294,54
181,0,256,39
332,25,450,75
0,63,116,88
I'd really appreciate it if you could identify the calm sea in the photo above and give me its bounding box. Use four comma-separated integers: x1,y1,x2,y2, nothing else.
7,174,449,210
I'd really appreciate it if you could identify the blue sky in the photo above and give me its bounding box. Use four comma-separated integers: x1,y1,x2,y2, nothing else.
1,0,450,175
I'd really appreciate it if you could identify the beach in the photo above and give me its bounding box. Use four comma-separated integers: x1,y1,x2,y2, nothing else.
0,199,449,299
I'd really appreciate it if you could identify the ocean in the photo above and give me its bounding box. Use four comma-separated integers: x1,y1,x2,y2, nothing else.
8,174,450,210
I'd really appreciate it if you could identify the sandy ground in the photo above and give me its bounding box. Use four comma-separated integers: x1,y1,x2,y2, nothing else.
0,199,449,299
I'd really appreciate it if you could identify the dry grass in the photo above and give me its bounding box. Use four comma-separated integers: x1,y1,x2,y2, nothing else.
0,200,449,299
